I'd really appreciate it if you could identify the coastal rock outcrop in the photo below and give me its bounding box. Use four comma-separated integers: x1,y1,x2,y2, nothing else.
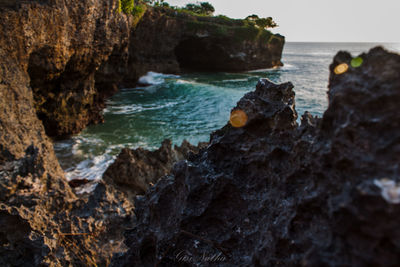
0,0,134,265
112,47,400,266
0,1,284,140
127,7,284,82
103,139,207,199
25,0,130,138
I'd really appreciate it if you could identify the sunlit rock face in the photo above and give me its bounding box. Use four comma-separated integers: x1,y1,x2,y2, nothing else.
9,0,130,138
0,1,134,265
113,47,400,266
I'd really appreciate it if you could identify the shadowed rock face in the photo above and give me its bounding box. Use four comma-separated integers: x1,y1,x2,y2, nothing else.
112,47,400,266
104,139,208,197
127,7,284,79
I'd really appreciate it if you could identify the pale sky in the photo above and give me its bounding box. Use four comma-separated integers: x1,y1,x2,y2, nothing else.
166,0,400,42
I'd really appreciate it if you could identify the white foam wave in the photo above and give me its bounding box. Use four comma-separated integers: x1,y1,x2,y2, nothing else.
174,79,218,88
138,71,180,85
284,51,334,56
175,79,196,85
65,153,115,182
308,52,335,56
107,101,179,115
247,63,297,73
280,63,297,70
221,78,249,82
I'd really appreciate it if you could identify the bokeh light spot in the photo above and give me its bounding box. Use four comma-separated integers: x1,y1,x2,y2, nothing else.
351,57,363,68
334,63,349,75
230,109,248,128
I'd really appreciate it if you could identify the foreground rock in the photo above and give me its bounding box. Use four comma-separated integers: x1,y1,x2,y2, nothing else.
0,1,133,265
112,47,400,266
103,139,207,200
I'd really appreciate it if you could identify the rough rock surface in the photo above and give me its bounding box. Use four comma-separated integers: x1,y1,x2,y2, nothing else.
0,1,284,139
0,144,136,266
126,7,284,82
0,0,130,138
113,47,400,266
0,0,134,265
104,139,208,198
0,0,284,265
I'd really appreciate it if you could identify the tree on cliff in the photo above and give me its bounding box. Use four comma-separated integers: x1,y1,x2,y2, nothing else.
255,17,278,29
200,2,215,15
245,15,278,29
246,14,259,21
184,2,215,16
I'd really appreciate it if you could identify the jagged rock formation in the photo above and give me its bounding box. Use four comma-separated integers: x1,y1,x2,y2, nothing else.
24,0,130,138
0,144,136,266
104,139,207,199
0,0,133,265
0,0,284,265
113,47,400,266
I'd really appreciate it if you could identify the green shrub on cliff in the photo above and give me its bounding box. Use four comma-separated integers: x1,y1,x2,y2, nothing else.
118,0,147,26
157,3,279,44
255,17,278,29
197,15,244,26
245,14,278,29
131,4,147,26
119,0,135,14
185,19,274,44
184,2,215,16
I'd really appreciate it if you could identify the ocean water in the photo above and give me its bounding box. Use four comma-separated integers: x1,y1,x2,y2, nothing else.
54,42,400,182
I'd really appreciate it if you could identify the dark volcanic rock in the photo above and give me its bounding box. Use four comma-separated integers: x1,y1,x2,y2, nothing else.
103,139,207,197
113,47,400,266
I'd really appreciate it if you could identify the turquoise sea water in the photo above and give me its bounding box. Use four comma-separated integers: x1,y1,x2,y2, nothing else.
54,42,400,182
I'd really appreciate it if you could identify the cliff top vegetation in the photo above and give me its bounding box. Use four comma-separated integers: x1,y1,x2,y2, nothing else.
118,0,281,44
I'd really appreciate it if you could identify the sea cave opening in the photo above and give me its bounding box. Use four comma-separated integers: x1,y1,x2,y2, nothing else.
174,37,231,71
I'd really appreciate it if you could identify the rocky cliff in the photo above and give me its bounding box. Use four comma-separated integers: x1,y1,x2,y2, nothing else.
4,0,131,138
0,0,133,265
125,7,284,82
0,1,284,264
1,1,284,140
112,47,400,266
1,1,399,264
